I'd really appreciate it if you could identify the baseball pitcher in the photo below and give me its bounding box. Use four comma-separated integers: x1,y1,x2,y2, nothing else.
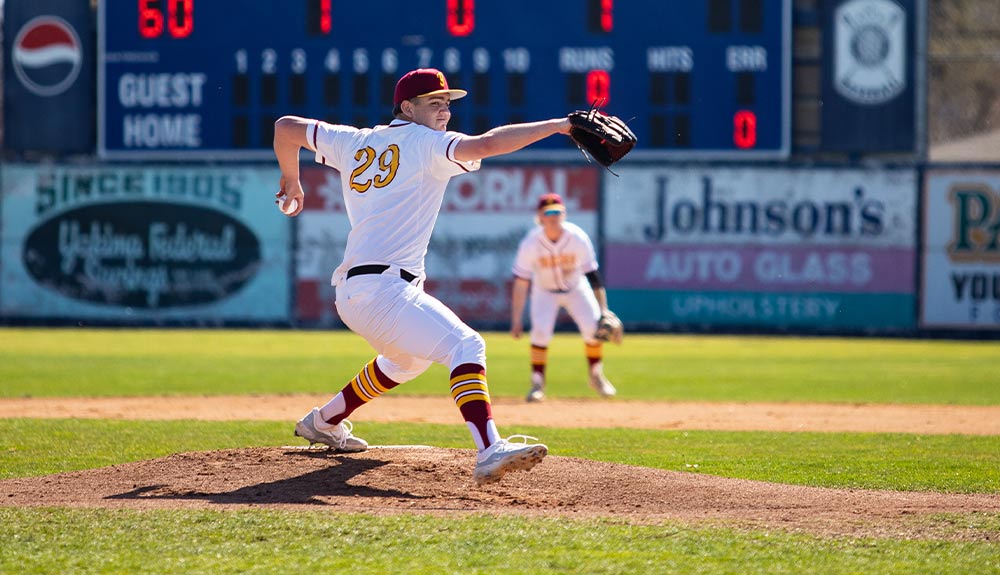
272,69,629,485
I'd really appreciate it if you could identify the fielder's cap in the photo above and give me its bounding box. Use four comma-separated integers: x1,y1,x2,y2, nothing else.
393,68,467,107
537,193,566,215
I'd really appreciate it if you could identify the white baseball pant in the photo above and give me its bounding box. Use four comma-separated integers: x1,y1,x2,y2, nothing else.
335,273,486,383
529,278,601,347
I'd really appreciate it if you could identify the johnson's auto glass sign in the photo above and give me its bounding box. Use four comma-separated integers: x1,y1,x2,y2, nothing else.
603,167,917,329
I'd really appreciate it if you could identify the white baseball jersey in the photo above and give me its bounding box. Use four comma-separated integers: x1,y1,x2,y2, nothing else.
512,222,599,292
307,119,481,283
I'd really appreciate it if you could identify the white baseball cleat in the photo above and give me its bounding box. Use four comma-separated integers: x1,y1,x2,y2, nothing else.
473,435,548,486
294,407,368,452
525,372,546,402
589,367,617,398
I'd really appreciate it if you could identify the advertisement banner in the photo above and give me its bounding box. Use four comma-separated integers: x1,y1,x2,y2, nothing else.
296,165,599,325
921,171,1000,329
2,0,95,153
0,164,290,322
604,167,917,329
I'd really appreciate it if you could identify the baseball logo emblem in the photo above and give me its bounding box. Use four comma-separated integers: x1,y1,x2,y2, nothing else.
833,0,906,105
12,16,83,97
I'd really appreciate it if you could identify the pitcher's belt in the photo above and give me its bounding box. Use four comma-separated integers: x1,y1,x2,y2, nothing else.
347,264,418,283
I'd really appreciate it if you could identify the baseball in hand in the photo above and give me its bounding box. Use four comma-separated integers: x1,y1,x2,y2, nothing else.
277,196,299,215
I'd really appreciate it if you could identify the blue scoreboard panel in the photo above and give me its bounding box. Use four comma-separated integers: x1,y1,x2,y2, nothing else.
99,0,790,160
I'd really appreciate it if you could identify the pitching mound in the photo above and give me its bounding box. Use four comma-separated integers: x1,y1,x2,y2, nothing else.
2,446,997,540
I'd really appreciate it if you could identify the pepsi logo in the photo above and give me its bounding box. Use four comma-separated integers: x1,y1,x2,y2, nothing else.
12,16,83,97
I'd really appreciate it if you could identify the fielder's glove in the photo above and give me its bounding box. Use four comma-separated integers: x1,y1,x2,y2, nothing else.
568,106,637,171
594,310,624,345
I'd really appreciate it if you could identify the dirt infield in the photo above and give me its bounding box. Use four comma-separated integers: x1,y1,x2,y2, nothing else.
3,394,1000,435
3,396,998,539
2,446,998,540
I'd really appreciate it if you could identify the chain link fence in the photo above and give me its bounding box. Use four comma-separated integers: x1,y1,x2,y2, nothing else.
928,0,1000,162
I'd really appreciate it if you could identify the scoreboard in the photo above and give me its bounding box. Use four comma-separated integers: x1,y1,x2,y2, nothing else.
99,0,790,160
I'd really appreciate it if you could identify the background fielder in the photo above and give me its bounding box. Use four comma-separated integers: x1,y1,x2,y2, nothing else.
510,193,617,402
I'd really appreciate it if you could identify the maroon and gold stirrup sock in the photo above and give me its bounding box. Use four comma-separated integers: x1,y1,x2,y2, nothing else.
450,363,499,451
585,342,603,369
531,344,548,378
323,358,400,426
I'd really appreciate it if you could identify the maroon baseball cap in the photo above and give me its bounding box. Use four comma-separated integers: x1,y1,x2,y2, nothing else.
537,193,566,215
393,68,467,108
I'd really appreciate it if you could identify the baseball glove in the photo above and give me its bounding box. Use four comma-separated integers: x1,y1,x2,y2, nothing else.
568,107,637,170
594,310,624,345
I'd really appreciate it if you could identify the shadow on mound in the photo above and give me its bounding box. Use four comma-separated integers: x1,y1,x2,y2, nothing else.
2,446,998,539
107,454,429,505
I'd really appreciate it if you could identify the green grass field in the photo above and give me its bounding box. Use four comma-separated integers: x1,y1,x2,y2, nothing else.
1,328,999,575
3,508,998,575
2,328,998,403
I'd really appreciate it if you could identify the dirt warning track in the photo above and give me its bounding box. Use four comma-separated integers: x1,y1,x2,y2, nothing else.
2,395,998,435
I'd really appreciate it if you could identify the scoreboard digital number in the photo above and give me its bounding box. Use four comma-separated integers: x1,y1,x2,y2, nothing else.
99,0,790,160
